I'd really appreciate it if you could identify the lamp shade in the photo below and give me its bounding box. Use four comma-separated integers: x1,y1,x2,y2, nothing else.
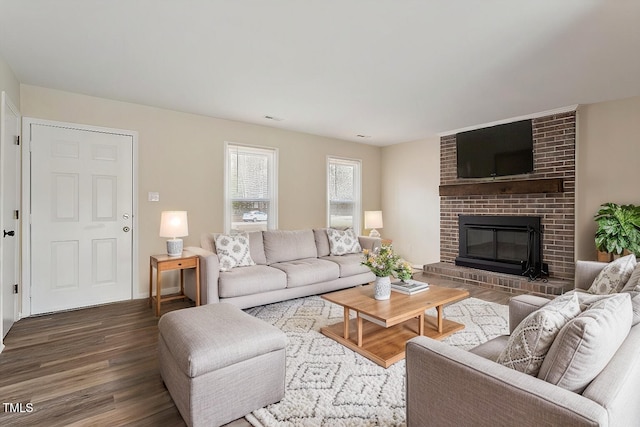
364,211,383,230
159,211,189,238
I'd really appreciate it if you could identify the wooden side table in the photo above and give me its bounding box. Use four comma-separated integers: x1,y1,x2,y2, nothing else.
149,250,200,317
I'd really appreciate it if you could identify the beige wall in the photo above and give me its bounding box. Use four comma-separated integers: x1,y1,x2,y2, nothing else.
20,84,381,297
0,52,20,109
576,95,640,260
381,136,440,266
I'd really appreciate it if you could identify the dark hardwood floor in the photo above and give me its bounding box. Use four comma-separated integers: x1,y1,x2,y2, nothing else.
0,278,523,426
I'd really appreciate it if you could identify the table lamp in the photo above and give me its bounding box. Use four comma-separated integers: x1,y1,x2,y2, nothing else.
364,210,383,238
159,211,189,256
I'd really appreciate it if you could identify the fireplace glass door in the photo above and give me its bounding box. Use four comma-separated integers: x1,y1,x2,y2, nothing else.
496,229,528,262
466,227,529,263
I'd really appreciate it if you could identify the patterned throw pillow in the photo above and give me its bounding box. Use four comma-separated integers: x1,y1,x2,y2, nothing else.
496,293,581,376
215,232,255,271
587,254,637,295
326,228,362,256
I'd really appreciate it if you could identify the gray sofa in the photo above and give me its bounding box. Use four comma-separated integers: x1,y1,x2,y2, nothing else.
406,260,640,427
184,228,380,309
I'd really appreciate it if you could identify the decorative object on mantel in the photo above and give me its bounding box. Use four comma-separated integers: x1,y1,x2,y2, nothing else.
594,202,640,261
159,211,189,257
364,210,383,237
439,177,564,197
362,244,405,300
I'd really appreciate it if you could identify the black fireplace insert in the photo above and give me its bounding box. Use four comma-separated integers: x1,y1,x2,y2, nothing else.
455,215,546,278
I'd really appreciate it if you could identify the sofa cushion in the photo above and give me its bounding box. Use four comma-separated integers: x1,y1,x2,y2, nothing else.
321,253,370,277
314,228,331,257
263,229,318,264
470,335,510,362
270,258,340,288
627,291,640,326
621,263,640,292
587,254,637,294
496,293,581,376
218,265,287,298
537,293,632,393
246,231,267,265
215,233,256,271
326,228,362,256
158,303,287,377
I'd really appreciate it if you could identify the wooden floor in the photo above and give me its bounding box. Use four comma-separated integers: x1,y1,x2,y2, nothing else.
0,277,522,426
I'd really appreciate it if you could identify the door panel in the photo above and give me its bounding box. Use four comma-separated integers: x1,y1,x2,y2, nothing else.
1,93,20,339
30,124,133,314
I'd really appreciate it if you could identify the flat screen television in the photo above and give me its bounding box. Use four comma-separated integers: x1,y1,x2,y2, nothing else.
456,119,533,178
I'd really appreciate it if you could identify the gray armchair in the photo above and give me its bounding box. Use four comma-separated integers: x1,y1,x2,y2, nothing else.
405,261,640,427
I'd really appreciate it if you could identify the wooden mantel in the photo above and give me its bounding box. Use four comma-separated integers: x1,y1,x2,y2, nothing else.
439,178,564,197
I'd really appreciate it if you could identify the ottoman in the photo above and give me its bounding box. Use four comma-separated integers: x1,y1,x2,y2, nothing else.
158,303,287,427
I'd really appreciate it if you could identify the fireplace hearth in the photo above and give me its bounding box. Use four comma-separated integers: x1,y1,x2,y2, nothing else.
455,215,547,278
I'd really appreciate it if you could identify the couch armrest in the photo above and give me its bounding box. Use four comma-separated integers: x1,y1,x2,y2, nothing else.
358,236,381,252
575,260,607,291
508,294,552,333
405,336,606,427
184,246,220,304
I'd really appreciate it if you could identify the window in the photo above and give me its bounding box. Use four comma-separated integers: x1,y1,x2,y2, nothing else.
225,143,278,233
327,157,361,232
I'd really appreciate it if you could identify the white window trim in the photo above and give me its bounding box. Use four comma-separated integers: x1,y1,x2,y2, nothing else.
326,156,362,233
223,142,278,233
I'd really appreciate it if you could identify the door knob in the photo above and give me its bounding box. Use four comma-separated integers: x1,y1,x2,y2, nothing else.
3,230,15,237
123,226,130,232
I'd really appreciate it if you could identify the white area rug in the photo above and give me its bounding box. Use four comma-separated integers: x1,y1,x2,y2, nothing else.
244,295,508,427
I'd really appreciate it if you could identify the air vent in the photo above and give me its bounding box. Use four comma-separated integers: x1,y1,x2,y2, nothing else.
356,134,371,138
263,115,284,121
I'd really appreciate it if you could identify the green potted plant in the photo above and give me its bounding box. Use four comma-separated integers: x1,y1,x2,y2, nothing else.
594,202,640,260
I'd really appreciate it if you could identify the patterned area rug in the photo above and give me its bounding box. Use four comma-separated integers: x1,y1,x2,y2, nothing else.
244,295,508,427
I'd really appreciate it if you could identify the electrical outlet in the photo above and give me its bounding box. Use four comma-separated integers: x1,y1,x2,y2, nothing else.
148,192,160,202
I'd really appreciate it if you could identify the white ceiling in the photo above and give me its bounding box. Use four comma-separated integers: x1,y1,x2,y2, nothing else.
1,1,639,146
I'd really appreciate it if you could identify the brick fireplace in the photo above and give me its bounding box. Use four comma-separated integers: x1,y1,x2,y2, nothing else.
430,111,576,295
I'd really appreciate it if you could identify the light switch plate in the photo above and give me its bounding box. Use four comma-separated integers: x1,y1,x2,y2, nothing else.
148,192,160,202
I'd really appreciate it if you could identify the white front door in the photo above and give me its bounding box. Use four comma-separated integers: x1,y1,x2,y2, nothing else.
1,92,20,340
29,122,134,314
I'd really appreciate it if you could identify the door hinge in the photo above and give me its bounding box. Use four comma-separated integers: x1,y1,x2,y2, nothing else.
14,210,19,220
15,135,20,145
14,284,18,294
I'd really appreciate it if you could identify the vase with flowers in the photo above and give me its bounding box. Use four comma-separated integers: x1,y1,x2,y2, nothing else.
362,244,404,300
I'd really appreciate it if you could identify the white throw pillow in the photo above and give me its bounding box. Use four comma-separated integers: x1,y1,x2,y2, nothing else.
587,254,637,294
496,293,581,376
215,232,255,271
326,228,362,256
537,293,632,393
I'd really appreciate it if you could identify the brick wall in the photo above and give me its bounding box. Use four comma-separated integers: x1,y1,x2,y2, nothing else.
440,112,576,280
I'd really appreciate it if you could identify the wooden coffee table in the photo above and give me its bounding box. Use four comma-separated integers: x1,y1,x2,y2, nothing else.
320,284,469,368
